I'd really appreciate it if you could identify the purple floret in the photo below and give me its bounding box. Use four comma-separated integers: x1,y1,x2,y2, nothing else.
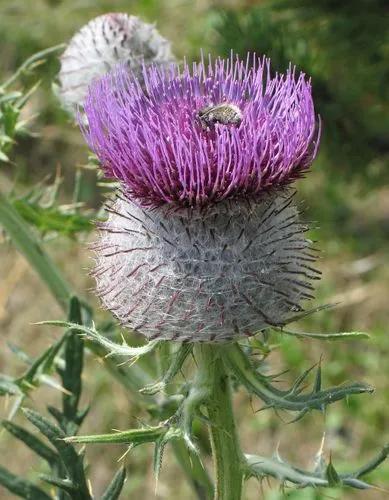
83,54,320,208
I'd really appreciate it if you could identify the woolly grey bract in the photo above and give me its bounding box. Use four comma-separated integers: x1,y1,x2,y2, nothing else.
57,13,173,115
93,191,319,341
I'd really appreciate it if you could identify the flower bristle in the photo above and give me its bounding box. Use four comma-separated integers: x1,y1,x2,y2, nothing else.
83,54,320,209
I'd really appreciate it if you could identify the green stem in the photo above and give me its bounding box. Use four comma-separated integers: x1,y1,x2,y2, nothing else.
195,344,244,500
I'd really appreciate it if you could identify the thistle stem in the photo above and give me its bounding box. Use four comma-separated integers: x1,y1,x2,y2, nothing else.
195,344,244,500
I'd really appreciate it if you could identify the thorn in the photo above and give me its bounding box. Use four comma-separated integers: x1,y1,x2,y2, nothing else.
87,479,93,497
286,408,309,424
313,432,326,472
273,440,283,462
117,444,134,462
289,362,318,395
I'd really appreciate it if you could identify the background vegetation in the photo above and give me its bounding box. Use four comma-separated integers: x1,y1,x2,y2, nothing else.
0,0,388,498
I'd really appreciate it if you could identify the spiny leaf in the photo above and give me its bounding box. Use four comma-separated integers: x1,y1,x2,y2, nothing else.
0,374,22,396
7,342,32,365
64,425,166,445
16,333,67,390
36,320,161,359
245,453,373,489
289,363,318,396
2,420,58,465
61,297,84,431
351,444,389,478
224,343,373,414
0,465,52,500
153,427,183,484
22,408,91,500
0,191,73,311
40,475,76,494
101,467,126,500
153,439,166,486
1,44,65,90
140,344,193,395
313,359,322,394
12,199,92,237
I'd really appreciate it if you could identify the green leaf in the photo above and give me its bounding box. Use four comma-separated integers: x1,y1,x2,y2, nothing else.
36,320,161,360
140,343,193,395
278,329,370,341
22,408,92,500
12,199,92,237
2,420,58,465
0,149,9,162
64,426,166,445
0,192,72,310
246,453,372,489
283,303,337,324
17,334,67,390
224,343,373,414
0,374,22,396
7,342,32,365
1,44,65,90
0,91,23,104
170,440,214,499
313,359,322,393
101,467,126,500
0,465,52,500
61,297,85,431
351,444,389,478
326,456,341,487
153,427,182,485
9,336,68,402
40,475,76,494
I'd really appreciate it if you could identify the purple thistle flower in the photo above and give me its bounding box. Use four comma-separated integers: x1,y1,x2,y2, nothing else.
84,54,322,342
83,54,320,209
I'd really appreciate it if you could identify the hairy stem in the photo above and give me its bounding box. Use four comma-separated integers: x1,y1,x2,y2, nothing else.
195,344,244,500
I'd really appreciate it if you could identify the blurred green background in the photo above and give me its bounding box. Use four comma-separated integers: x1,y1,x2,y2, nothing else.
0,0,388,498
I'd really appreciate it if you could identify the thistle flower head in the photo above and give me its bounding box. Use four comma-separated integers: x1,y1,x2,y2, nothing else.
57,13,173,114
93,192,320,341
84,54,320,208
85,54,321,342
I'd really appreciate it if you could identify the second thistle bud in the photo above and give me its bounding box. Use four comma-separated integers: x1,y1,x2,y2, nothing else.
57,13,174,115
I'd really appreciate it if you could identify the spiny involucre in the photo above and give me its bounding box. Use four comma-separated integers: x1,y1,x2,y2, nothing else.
57,13,174,115
84,54,321,342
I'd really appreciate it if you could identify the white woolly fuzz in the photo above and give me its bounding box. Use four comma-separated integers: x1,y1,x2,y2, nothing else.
57,13,174,114
92,192,320,342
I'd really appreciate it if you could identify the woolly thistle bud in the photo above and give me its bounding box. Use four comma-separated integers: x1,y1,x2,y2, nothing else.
57,13,173,115
93,192,320,341
84,55,321,342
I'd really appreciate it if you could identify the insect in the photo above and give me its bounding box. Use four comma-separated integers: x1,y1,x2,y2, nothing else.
197,103,242,130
